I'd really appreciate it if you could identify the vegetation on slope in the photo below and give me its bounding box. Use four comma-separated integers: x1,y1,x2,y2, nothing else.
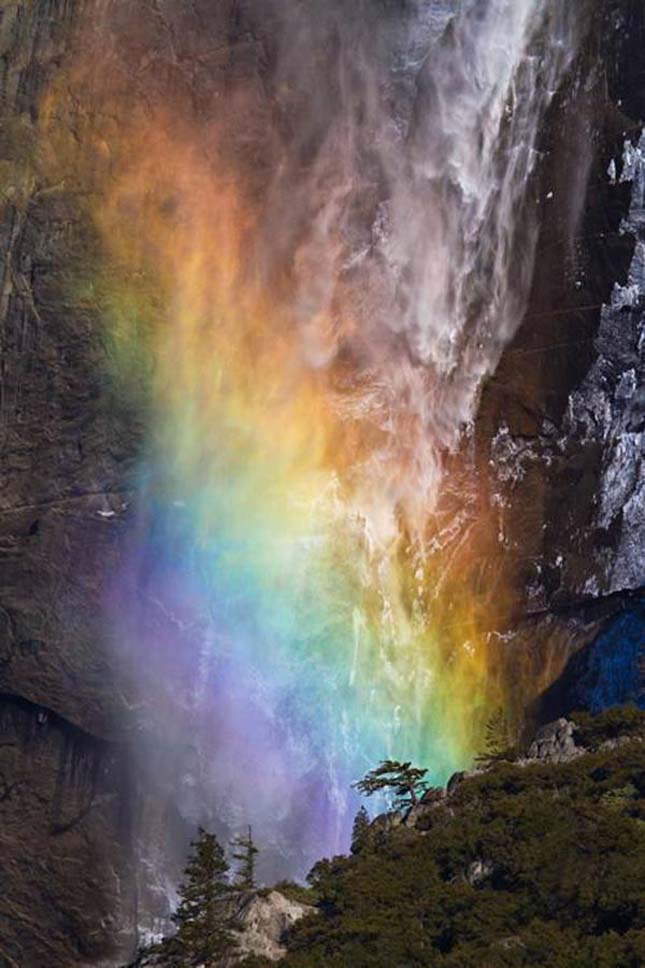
243,707,645,968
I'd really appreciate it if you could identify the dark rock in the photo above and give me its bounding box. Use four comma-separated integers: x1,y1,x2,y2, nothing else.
0,692,130,966
476,0,645,725
536,601,644,720
0,1,162,963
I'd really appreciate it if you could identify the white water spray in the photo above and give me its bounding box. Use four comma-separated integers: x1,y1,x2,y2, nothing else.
258,0,580,542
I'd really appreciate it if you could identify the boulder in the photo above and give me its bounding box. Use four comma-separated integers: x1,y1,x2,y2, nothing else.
405,788,446,827
466,859,496,887
525,718,582,763
371,810,404,833
233,890,315,962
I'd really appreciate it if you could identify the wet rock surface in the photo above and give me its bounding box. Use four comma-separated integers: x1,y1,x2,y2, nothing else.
476,0,645,720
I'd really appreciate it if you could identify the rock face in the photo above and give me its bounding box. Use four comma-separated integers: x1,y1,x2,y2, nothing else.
1,2,142,965
561,130,645,598
475,0,645,717
0,694,130,966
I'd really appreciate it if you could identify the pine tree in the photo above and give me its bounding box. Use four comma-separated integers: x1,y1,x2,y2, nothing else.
476,708,514,762
353,759,429,810
350,805,371,854
157,827,238,966
231,825,259,889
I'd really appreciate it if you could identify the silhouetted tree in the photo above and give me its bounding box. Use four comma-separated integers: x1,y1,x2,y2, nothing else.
155,827,238,966
350,805,371,854
231,825,259,889
353,759,429,809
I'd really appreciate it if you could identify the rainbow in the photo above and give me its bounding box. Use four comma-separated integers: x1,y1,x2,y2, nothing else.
36,0,576,869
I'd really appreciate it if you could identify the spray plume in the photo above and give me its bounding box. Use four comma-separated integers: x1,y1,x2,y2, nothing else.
40,0,581,874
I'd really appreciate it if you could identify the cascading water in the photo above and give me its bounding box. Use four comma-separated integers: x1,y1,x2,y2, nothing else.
263,0,579,514
41,0,584,879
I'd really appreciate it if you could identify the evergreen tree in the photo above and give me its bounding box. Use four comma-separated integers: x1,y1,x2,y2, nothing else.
353,759,429,809
350,805,371,854
476,708,514,762
231,825,259,889
157,827,238,966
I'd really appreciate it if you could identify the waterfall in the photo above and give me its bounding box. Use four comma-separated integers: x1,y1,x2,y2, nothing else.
42,0,585,881
256,0,580,544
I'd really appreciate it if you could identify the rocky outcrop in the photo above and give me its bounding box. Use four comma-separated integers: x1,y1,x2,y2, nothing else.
524,717,582,764
403,786,448,828
401,714,645,836
128,889,314,967
404,717,585,829
445,767,486,796
232,891,315,963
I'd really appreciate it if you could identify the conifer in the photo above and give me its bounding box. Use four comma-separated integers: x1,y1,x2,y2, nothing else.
156,827,238,966
350,805,371,854
231,825,259,889
353,759,429,809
